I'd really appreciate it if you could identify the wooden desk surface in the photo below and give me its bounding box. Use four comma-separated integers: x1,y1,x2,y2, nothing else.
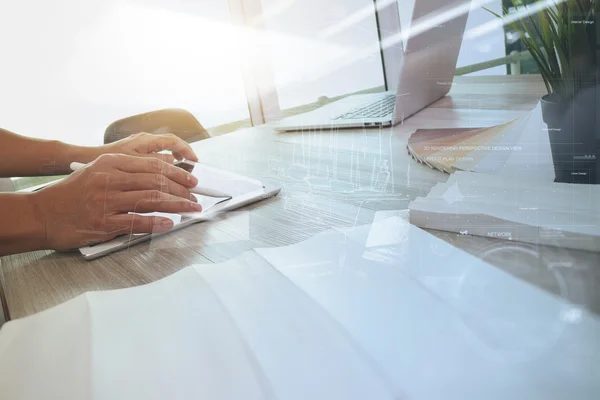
1,75,599,321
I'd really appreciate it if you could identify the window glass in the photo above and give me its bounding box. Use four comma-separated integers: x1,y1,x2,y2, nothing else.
457,0,506,75
0,0,251,147
397,0,506,76
260,0,386,112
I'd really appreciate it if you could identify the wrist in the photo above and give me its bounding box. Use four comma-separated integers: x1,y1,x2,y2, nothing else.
0,192,48,255
62,142,103,164
55,142,103,174
24,191,48,251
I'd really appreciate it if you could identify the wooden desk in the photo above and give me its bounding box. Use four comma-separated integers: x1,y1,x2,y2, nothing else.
1,75,599,321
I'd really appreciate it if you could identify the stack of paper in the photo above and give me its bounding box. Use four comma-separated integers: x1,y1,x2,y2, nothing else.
407,102,556,182
1,215,599,399
407,119,522,174
409,171,600,252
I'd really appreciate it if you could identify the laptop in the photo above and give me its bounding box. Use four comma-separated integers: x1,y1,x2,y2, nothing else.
275,0,471,131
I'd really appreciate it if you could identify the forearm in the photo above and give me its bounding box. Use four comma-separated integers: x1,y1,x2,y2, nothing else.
0,193,46,255
0,128,101,177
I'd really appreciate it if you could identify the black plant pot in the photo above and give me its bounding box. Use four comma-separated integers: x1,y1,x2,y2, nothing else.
540,89,598,184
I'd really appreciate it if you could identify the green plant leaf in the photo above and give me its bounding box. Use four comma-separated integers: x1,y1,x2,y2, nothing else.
484,0,595,98
534,8,560,79
482,6,502,19
543,9,571,94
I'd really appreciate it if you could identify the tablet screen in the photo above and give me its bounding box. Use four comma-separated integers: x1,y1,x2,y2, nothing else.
176,161,264,198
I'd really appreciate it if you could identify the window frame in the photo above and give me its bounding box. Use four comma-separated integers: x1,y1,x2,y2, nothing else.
374,0,404,92
228,0,282,125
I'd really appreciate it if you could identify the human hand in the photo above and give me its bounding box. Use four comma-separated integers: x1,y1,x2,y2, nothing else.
32,154,202,250
98,132,199,164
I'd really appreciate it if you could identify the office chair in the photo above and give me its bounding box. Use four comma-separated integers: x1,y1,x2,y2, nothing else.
104,109,210,145
0,179,14,192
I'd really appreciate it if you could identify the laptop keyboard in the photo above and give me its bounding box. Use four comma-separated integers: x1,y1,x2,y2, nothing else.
335,94,396,120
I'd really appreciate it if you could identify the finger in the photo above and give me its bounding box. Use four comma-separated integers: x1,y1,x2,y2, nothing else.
141,152,175,164
113,172,197,202
143,134,198,162
111,156,198,188
107,214,175,235
114,190,203,214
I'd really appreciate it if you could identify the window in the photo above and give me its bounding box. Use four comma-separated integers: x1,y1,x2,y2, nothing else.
0,0,252,147
397,0,506,76
259,0,386,114
0,0,510,151
457,0,506,75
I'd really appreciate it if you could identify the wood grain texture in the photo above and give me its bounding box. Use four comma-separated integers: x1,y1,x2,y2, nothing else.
0,236,211,319
2,75,599,320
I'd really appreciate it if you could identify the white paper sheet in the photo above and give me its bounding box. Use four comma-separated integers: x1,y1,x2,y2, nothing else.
409,196,600,235
449,170,600,197
195,251,398,400
497,102,556,182
256,217,600,400
0,293,91,400
90,267,269,400
409,171,600,251
1,217,599,399
0,268,269,400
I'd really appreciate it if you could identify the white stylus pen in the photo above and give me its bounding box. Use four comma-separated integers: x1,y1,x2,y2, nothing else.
69,162,232,199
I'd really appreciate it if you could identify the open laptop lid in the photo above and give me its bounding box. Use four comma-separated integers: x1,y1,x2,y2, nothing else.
389,0,471,124
374,0,404,92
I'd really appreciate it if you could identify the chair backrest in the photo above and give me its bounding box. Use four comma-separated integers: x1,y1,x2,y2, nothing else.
104,108,210,144
0,178,10,325
0,178,14,192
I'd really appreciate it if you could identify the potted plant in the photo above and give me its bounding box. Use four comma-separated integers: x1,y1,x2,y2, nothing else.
488,0,597,184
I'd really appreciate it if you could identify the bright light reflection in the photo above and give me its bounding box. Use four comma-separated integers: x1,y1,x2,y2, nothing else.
69,2,357,127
